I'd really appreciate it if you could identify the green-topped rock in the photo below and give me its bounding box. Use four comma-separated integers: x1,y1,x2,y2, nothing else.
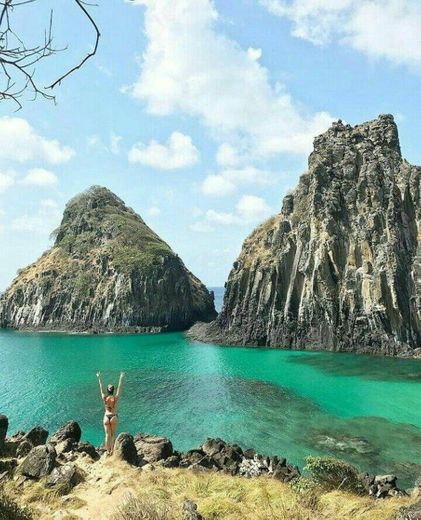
0,186,216,332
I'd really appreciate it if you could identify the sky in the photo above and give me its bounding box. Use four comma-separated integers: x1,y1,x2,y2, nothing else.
1,0,421,289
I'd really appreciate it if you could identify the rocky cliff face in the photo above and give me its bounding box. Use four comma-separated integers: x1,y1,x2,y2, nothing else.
190,115,420,355
0,186,216,332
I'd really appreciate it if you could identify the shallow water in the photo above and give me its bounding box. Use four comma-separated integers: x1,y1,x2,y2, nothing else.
1,329,421,486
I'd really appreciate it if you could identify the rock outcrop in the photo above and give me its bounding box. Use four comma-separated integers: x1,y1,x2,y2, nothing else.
0,186,216,332
189,115,420,355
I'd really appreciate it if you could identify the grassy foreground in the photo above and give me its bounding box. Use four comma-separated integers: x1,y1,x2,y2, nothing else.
1,456,415,520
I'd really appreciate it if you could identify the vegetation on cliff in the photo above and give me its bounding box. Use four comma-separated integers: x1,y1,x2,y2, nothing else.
0,186,216,332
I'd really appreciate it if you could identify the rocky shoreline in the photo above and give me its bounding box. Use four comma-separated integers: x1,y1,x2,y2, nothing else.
0,414,417,505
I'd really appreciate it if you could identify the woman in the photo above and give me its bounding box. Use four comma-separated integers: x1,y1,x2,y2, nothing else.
96,371,124,455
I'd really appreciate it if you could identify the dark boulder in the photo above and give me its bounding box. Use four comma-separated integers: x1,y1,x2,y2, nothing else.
0,415,8,452
76,441,99,460
134,433,173,463
201,438,226,457
24,426,48,447
0,458,18,475
179,450,206,468
159,454,181,468
182,499,203,520
49,421,81,445
16,440,33,458
20,444,56,478
47,464,80,494
114,433,138,465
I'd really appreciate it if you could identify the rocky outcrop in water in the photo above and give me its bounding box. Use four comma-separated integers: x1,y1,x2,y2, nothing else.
189,115,420,355
0,186,216,332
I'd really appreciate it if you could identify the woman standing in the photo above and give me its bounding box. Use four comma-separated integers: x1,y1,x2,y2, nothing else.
96,371,124,455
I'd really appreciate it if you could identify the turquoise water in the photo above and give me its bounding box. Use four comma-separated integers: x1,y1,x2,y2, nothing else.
2,330,421,486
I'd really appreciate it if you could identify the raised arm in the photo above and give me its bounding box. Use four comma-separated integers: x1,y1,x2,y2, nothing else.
96,371,105,400
116,372,124,399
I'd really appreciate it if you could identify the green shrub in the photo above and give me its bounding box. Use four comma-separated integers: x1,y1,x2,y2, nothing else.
304,456,364,495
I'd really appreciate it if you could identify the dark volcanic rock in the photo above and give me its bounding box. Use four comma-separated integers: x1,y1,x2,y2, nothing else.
20,444,56,478
76,441,99,460
0,185,216,332
24,426,48,447
16,440,33,458
134,433,173,463
114,433,138,465
189,115,420,355
50,421,81,445
47,464,80,494
0,415,8,452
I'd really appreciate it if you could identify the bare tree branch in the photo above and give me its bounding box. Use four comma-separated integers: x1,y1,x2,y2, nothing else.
0,0,100,109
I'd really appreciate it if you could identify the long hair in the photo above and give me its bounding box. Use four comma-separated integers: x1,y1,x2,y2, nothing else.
107,384,114,395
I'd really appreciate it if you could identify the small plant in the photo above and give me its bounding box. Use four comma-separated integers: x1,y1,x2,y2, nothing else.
0,487,33,520
112,493,174,520
304,456,365,495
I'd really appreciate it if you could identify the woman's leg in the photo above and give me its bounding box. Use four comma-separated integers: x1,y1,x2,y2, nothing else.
110,416,119,455
103,419,111,454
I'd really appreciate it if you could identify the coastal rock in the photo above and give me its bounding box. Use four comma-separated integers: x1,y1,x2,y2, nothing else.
396,501,421,520
20,444,56,478
50,421,81,445
47,464,80,494
16,440,33,458
114,433,138,465
0,458,18,475
182,500,203,520
76,441,99,460
0,415,8,453
189,115,420,355
0,186,216,333
134,433,173,463
24,426,48,447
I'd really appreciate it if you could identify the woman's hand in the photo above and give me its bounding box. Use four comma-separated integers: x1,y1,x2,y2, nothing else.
120,371,125,378
96,371,101,378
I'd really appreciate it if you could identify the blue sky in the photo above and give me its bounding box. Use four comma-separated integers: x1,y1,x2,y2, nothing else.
1,0,421,289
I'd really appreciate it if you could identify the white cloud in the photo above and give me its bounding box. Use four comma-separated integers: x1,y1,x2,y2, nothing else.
147,206,161,217
247,47,262,61
236,194,271,222
202,175,236,197
20,168,58,187
216,143,242,167
0,171,16,193
12,199,61,234
128,0,332,158
110,133,122,155
204,194,272,226
0,117,74,164
201,167,273,197
259,0,421,70
128,131,199,169
190,221,214,233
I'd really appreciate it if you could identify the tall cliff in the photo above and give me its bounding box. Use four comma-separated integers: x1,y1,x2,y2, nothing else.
190,115,420,355
0,186,216,332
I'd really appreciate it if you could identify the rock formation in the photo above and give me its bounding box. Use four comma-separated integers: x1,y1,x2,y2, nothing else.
0,186,216,332
189,115,420,355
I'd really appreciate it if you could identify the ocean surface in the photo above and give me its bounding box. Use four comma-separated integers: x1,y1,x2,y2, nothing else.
1,298,421,486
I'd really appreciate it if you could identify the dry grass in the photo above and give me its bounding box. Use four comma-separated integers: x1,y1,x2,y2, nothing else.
6,462,415,520
107,467,412,520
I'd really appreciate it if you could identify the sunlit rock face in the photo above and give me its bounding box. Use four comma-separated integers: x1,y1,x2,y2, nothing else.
0,186,216,332
190,115,420,355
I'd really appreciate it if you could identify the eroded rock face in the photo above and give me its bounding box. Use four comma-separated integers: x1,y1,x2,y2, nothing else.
20,444,56,478
190,115,420,355
0,186,216,332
